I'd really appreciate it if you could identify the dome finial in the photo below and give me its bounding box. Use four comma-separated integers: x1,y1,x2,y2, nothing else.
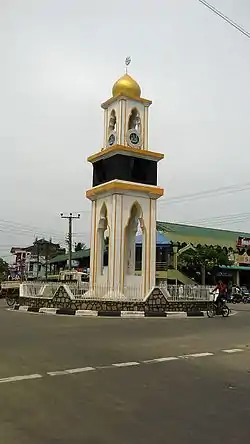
125,56,131,74
112,58,141,99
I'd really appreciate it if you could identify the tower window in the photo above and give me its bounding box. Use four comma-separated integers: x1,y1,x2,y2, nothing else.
108,110,116,132
128,108,141,133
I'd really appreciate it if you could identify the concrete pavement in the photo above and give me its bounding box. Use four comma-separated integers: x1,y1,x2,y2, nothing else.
0,300,250,443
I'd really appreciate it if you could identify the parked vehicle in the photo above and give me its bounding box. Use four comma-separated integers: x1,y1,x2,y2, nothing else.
241,286,250,297
230,286,243,303
243,295,250,304
241,286,250,303
229,285,250,303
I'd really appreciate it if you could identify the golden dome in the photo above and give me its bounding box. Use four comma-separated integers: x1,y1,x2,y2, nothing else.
112,74,141,99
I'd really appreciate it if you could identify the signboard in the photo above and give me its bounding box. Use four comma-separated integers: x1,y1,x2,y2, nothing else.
237,237,250,248
236,254,250,265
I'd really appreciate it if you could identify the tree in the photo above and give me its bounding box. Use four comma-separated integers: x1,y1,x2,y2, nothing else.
178,245,232,285
75,242,87,252
0,257,8,281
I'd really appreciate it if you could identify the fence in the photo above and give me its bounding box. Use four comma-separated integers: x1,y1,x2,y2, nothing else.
19,281,142,301
1,281,21,289
20,282,61,298
160,284,213,301
67,282,89,297
20,281,213,302
76,284,143,301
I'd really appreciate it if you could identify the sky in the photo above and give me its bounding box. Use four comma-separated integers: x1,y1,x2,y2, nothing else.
0,0,250,262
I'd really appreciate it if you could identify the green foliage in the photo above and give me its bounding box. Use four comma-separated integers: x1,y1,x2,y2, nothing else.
179,245,231,270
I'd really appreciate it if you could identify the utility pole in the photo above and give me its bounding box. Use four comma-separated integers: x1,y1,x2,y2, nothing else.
60,213,80,270
35,238,40,280
45,240,50,281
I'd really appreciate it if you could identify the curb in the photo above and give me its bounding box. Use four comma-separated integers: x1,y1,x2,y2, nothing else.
13,305,205,318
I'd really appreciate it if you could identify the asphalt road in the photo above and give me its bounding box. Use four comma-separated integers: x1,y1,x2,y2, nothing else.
0,300,250,443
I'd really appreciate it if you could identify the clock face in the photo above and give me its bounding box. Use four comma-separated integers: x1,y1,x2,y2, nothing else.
108,132,116,146
127,129,141,148
129,132,140,145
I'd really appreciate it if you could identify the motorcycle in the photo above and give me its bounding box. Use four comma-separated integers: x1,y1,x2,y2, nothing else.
242,295,250,304
231,293,243,304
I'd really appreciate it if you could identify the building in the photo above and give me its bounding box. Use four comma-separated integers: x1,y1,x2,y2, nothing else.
48,249,90,275
10,239,65,280
157,222,250,286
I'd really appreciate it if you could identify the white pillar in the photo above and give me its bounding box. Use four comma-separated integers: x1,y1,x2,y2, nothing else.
143,107,149,150
119,99,126,146
148,198,156,291
103,109,108,148
236,270,240,286
89,201,97,288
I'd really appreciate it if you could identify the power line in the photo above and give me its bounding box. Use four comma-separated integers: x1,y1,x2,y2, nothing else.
198,0,250,38
158,181,250,206
170,211,250,228
0,217,87,235
0,217,90,237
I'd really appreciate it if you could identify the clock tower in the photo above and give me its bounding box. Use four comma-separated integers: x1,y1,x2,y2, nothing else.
86,67,164,299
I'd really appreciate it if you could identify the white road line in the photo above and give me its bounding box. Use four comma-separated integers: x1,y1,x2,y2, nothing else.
143,357,179,363
181,352,214,358
66,367,95,374
47,367,95,376
47,370,69,376
0,374,42,384
112,362,140,367
222,349,244,354
0,347,247,386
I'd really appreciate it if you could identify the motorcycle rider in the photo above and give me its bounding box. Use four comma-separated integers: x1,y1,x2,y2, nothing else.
212,280,227,307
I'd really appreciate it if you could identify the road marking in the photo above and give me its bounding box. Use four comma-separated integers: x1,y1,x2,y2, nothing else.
112,362,140,367
0,347,248,386
181,352,214,358
47,367,95,376
143,357,179,363
47,370,69,376
0,374,42,384
222,349,244,354
65,367,95,374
